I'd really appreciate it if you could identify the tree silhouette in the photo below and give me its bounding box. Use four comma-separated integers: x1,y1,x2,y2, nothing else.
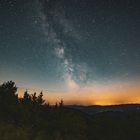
0,81,18,120
55,102,58,108
22,90,31,105
59,99,64,108
37,91,45,105
31,92,37,105
0,81,18,102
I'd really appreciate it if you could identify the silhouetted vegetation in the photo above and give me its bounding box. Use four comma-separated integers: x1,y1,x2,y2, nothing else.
0,81,140,140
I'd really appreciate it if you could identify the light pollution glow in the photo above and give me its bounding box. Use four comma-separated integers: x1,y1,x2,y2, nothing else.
17,80,140,105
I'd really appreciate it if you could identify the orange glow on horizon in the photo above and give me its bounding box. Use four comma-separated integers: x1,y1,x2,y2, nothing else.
17,80,140,105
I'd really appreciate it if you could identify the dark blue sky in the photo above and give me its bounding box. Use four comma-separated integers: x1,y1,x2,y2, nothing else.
0,0,140,94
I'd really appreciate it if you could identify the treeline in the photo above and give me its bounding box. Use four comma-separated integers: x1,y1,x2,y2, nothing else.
0,80,63,107
0,81,140,140
0,81,88,140
0,81,63,125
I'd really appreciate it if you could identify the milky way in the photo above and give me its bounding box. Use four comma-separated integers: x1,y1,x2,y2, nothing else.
38,0,140,87
0,0,140,104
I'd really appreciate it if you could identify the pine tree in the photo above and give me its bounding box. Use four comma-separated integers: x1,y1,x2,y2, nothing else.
22,90,31,105
37,91,45,105
59,99,64,108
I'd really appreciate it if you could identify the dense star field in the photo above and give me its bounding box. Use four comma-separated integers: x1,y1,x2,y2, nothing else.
0,0,140,104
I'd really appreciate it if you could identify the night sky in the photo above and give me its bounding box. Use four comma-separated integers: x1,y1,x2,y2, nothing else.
0,0,140,105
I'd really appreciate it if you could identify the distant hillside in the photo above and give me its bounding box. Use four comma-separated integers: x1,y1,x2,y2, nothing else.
66,104,140,114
